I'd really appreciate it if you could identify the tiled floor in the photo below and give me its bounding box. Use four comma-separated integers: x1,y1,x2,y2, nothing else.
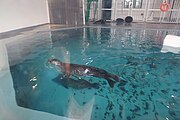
0,23,180,40
87,22,180,30
0,24,82,40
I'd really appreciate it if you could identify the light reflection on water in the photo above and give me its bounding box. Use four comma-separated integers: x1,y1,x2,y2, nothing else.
8,27,180,120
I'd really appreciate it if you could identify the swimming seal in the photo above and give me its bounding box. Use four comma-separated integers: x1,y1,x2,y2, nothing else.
48,58,120,88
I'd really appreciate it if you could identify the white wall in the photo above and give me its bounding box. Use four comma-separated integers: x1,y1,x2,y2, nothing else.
0,0,49,33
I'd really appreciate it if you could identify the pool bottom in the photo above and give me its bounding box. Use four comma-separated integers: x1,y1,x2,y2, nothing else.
10,59,180,120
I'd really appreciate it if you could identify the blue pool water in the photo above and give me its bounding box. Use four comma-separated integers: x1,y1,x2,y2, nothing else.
8,27,180,120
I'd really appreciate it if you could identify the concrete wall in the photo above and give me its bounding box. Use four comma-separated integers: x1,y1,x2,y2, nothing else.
0,0,49,33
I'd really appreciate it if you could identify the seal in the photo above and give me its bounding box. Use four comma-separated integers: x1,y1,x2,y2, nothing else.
48,58,120,88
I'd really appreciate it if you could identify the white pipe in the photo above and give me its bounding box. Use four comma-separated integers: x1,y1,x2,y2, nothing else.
82,0,85,25
98,0,102,20
162,12,166,23
46,0,50,23
114,0,118,20
144,0,149,22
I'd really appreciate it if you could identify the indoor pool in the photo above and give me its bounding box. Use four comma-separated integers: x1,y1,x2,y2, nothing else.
7,27,180,120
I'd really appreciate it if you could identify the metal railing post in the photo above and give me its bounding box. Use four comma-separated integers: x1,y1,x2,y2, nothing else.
144,0,149,22
177,8,180,24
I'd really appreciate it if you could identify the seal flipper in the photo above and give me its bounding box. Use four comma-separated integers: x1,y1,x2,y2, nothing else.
119,80,128,86
106,79,116,88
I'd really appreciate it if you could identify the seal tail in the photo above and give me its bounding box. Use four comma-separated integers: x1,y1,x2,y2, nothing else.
113,75,120,82
107,74,120,82
106,79,116,88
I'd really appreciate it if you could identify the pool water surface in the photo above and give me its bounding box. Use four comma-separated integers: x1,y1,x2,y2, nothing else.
8,27,180,120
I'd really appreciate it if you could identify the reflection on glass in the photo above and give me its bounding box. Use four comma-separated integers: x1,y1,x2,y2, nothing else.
30,77,37,82
32,84,37,89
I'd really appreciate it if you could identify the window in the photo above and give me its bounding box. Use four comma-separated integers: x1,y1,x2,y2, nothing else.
102,0,112,8
124,0,143,8
102,0,112,20
102,10,111,20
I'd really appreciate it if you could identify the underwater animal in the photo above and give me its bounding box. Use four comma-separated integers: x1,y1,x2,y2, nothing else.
48,58,120,88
